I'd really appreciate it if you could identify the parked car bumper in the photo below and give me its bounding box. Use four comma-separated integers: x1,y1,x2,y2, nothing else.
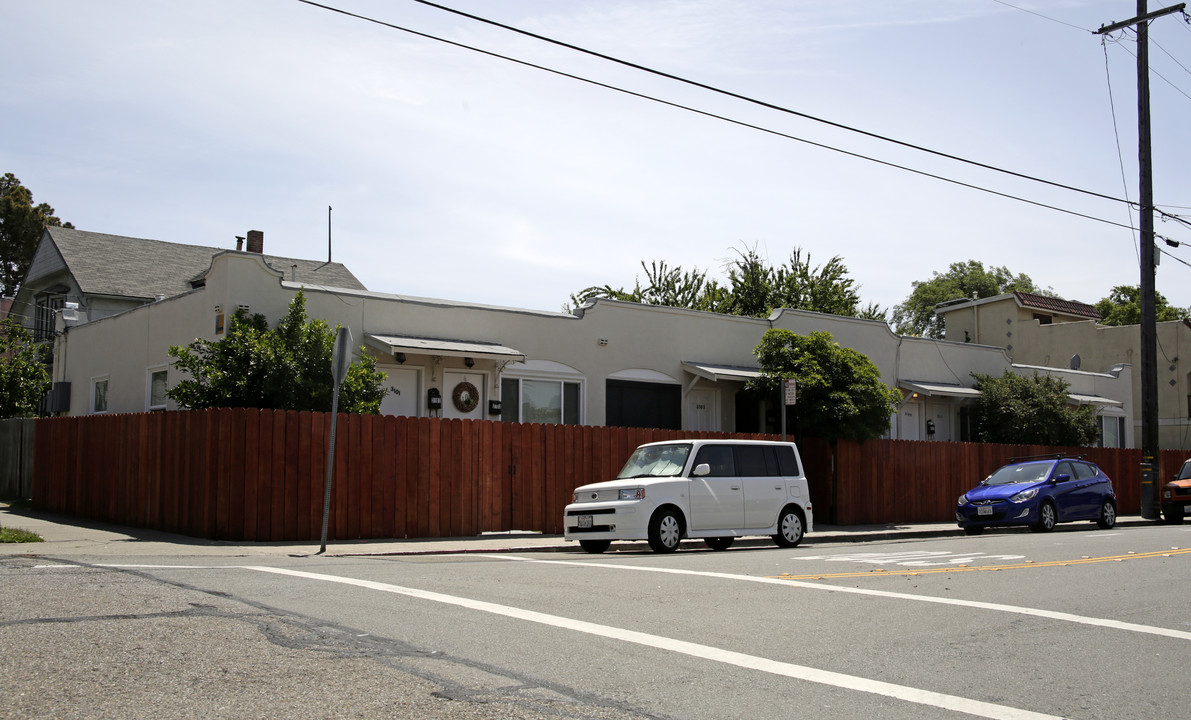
955,500,1037,529
563,499,656,541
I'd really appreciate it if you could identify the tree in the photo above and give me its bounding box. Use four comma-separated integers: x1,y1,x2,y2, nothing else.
0,319,50,418
167,291,390,413
1,173,73,297
1094,285,1187,326
970,370,1098,446
891,260,1042,338
750,329,901,442
571,245,886,321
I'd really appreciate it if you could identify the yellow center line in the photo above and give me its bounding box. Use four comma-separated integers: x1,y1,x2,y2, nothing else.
771,548,1191,580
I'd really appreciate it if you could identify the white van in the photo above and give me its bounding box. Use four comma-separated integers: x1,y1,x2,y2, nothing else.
563,439,813,553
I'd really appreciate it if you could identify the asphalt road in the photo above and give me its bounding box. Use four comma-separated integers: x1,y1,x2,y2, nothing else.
3,523,1190,720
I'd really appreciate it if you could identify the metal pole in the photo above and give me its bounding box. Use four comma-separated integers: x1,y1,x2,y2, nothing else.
318,385,341,554
1096,2,1184,520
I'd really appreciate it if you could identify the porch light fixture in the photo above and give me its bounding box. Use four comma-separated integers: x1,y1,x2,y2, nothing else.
464,357,475,368
395,352,406,364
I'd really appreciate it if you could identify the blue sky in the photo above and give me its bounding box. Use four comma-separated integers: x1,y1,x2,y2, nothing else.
3,1,1189,318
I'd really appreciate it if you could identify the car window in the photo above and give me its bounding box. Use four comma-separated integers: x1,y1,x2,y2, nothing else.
1179,461,1191,480
734,446,770,476
616,444,691,479
986,462,1051,485
776,445,801,476
1053,461,1075,481
1072,462,1097,480
693,445,735,477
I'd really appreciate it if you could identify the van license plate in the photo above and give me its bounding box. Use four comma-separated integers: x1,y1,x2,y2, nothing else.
978,506,993,516
578,515,593,529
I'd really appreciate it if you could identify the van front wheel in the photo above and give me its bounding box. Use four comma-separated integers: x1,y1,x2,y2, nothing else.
648,508,683,553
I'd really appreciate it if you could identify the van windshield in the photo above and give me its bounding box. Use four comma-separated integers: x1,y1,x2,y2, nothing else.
617,444,691,479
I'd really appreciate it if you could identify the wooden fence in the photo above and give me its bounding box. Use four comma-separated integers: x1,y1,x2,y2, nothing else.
31,409,772,541
0,417,35,500
30,409,1182,541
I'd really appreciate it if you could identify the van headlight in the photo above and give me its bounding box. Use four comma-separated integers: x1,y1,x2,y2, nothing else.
619,488,644,500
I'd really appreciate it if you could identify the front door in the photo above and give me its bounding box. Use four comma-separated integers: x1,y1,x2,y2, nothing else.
687,444,744,530
686,389,718,431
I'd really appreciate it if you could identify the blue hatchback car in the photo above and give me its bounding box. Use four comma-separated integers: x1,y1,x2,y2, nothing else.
956,455,1117,535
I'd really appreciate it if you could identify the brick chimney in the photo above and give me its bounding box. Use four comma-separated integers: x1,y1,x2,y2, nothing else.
246,230,264,254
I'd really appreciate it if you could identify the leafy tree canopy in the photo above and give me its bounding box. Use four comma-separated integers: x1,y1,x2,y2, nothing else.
891,260,1041,338
167,291,390,413
0,319,50,418
1094,285,1187,326
970,370,1098,446
571,246,886,321
1,173,73,297
749,329,901,442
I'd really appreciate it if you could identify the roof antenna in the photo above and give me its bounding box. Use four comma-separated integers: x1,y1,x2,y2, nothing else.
327,205,332,263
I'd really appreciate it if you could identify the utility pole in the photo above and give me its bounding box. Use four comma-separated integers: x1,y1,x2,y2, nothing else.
1096,2,1185,520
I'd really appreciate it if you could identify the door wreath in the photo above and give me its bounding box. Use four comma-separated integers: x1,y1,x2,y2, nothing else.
452,381,479,413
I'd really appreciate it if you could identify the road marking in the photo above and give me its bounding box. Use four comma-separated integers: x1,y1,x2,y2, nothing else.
487,555,1191,642
796,550,1026,567
775,548,1191,580
242,565,1062,720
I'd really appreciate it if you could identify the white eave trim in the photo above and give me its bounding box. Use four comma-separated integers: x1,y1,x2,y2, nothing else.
899,381,981,398
365,334,525,362
681,361,762,383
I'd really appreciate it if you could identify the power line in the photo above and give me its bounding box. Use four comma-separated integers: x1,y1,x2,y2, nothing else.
986,0,1091,32
295,1,1183,244
396,0,1136,208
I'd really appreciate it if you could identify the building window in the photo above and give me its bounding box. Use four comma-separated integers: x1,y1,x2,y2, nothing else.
500,378,582,425
34,294,66,342
148,368,168,410
1099,415,1126,448
606,379,681,430
91,377,109,414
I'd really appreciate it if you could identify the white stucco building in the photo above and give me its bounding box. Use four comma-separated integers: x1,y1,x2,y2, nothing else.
23,229,1133,445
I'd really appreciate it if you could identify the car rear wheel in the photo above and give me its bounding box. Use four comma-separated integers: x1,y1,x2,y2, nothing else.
705,537,734,551
772,506,805,548
1096,500,1117,529
1031,501,1057,533
963,526,984,536
579,539,611,554
648,508,682,553
1162,506,1185,525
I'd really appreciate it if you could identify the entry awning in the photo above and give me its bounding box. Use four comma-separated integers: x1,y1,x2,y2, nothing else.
1068,393,1124,407
681,361,762,383
899,381,981,398
365,334,525,362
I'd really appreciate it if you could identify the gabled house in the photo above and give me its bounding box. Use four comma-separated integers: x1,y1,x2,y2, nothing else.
11,227,364,343
38,228,1132,445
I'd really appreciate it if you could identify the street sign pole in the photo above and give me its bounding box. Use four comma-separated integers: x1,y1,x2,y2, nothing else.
318,327,352,554
781,378,797,442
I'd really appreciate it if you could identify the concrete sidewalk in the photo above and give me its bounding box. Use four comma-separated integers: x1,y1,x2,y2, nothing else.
0,502,1154,559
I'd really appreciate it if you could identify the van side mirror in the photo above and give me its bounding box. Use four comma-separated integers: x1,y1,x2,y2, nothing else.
692,463,711,477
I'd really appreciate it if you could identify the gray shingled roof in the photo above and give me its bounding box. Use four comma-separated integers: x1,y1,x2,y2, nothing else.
46,227,366,298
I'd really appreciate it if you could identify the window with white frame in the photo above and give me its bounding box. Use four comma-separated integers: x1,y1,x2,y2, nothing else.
1099,414,1126,448
500,378,582,425
147,367,169,410
91,377,109,414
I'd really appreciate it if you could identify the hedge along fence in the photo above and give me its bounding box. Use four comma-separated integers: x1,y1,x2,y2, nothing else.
31,409,777,542
31,409,1178,541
